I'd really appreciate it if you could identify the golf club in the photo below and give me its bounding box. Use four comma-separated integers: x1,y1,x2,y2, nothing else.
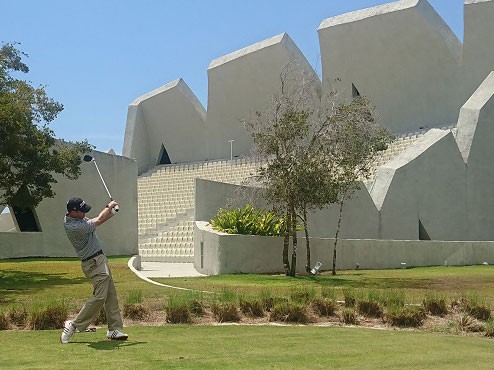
83,154,119,212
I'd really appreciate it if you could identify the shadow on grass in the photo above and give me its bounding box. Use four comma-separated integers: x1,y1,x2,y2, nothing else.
84,340,146,351
0,269,87,301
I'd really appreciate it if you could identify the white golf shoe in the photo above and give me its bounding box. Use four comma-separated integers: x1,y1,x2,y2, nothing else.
106,329,128,340
60,320,76,344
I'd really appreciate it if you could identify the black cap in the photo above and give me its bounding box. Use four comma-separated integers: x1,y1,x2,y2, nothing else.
67,197,92,213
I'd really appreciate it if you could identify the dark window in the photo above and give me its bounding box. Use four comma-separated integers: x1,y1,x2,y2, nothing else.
418,220,430,240
12,206,41,232
352,83,361,99
158,144,171,165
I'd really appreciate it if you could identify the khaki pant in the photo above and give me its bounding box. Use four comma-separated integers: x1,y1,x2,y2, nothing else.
73,254,123,331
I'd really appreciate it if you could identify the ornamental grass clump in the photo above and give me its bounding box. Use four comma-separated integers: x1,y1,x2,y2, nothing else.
270,302,310,324
423,293,448,316
29,300,68,330
210,205,286,236
320,286,337,301
457,314,484,333
165,295,192,324
484,319,494,337
239,297,265,318
455,293,491,321
211,302,241,323
312,298,337,317
357,290,383,318
0,311,9,330
290,286,317,304
260,289,287,312
124,290,148,320
380,289,406,308
342,288,358,308
341,308,358,325
385,305,426,328
8,306,28,328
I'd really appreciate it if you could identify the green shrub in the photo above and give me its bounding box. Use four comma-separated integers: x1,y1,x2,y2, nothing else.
29,300,68,330
312,298,337,317
270,302,310,324
341,308,358,325
423,293,448,316
239,298,265,318
211,302,241,323
210,205,286,236
386,305,425,328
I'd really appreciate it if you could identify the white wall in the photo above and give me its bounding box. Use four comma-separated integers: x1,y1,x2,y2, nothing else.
123,79,207,175
205,33,321,160
462,0,494,107
318,0,462,133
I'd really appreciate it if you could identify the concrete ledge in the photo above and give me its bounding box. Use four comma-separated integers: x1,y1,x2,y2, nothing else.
194,221,494,275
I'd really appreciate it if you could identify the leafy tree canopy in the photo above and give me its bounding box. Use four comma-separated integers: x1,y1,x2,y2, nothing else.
0,42,92,209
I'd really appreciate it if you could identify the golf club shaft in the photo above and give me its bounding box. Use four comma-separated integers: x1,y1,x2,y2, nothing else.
92,160,120,212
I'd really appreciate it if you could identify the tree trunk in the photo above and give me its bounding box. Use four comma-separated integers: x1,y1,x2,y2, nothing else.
303,208,311,273
332,199,345,276
283,208,291,276
289,204,298,277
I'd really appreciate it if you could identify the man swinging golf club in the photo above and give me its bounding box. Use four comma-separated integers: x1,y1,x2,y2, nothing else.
60,197,128,344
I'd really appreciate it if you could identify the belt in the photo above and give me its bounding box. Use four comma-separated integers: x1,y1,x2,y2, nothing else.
82,250,104,262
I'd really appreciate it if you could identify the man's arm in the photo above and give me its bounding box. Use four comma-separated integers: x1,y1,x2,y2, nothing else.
91,200,119,227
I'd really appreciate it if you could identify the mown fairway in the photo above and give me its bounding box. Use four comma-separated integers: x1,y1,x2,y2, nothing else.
1,325,494,369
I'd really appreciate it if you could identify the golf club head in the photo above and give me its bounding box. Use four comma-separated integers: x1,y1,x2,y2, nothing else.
83,154,94,162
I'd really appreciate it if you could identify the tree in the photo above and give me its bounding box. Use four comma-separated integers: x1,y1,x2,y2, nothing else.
244,61,393,277
0,42,92,210
326,96,394,275
244,61,337,276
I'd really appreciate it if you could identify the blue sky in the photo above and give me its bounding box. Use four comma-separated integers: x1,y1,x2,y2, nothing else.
1,0,464,154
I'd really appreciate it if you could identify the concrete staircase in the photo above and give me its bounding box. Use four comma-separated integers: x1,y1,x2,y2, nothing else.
137,158,262,261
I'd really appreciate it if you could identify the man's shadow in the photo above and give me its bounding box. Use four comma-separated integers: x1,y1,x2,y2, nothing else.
82,340,146,351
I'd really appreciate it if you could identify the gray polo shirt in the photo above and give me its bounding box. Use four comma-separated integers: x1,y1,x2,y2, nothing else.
64,215,103,260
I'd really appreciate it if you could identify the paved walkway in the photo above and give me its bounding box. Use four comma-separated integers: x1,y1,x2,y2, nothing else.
127,257,209,291
139,261,206,278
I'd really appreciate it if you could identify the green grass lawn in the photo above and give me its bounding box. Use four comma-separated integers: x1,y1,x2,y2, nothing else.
2,258,494,369
157,265,494,304
1,325,494,369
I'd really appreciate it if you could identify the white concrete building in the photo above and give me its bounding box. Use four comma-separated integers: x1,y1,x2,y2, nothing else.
122,0,494,272
5,0,494,269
